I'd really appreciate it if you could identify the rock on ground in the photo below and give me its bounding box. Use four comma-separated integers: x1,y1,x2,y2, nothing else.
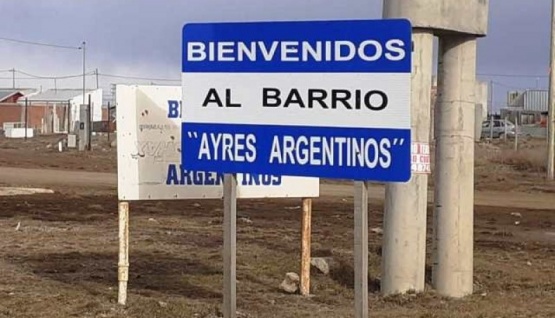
311,257,334,275
279,272,299,294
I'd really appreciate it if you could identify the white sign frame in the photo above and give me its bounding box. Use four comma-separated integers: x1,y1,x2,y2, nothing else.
116,84,319,201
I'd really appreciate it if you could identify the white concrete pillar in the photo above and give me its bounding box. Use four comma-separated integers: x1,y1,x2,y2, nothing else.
432,35,477,298
381,30,434,295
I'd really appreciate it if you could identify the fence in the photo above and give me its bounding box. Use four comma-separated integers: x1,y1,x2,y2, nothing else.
0,101,70,135
0,100,115,136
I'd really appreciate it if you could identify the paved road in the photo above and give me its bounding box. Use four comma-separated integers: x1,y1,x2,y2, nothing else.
1,166,554,210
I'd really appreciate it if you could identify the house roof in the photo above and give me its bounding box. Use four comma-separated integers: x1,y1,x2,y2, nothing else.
25,89,95,102
0,88,36,97
0,89,22,102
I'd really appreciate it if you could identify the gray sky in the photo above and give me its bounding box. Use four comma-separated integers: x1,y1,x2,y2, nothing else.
0,0,551,109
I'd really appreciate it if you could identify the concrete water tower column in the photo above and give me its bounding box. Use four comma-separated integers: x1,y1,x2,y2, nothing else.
381,29,434,294
382,0,489,298
433,35,478,297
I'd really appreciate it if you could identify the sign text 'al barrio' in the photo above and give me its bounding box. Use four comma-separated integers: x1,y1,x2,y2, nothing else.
181,19,412,181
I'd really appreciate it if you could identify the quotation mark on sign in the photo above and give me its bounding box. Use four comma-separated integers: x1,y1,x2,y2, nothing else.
187,131,198,138
392,138,405,146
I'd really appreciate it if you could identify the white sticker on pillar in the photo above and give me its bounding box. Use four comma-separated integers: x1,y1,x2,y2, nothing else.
411,142,431,174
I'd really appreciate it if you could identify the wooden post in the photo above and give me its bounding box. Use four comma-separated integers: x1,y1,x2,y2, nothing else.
107,102,111,144
354,182,369,318
87,94,92,151
24,98,28,141
67,99,72,133
223,174,237,318
118,201,130,305
300,198,312,296
514,111,519,151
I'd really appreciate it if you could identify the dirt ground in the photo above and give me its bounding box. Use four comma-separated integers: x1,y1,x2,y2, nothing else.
1,135,555,317
0,134,116,173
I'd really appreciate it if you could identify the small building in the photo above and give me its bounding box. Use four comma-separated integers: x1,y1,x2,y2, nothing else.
21,88,103,134
0,89,35,132
0,89,24,103
500,90,547,125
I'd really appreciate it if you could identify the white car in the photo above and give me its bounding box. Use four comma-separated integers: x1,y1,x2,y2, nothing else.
481,119,519,139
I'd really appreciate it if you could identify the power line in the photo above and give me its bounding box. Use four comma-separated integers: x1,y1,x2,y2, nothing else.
0,69,96,82
0,69,180,83
16,69,94,80
0,77,56,80
0,36,81,50
1,35,552,80
0,76,92,81
1,69,549,88
98,72,180,82
0,69,182,90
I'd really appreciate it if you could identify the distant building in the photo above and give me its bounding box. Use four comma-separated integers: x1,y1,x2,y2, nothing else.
0,88,105,135
0,88,36,131
500,90,548,125
0,89,24,103
21,88,103,134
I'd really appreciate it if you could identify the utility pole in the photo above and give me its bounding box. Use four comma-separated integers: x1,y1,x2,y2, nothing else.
88,94,92,151
490,80,494,139
81,41,86,106
548,0,555,180
95,68,99,89
24,98,28,140
11,68,15,89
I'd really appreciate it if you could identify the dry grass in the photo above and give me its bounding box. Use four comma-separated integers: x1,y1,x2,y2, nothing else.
3,193,555,317
3,135,555,317
474,143,501,168
488,148,546,173
474,137,548,171
472,139,555,193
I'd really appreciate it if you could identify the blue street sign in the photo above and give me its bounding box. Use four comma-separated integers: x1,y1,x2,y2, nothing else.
181,19,412,181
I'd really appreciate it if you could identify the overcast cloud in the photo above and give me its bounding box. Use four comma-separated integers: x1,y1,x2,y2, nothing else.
0,0,551,108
